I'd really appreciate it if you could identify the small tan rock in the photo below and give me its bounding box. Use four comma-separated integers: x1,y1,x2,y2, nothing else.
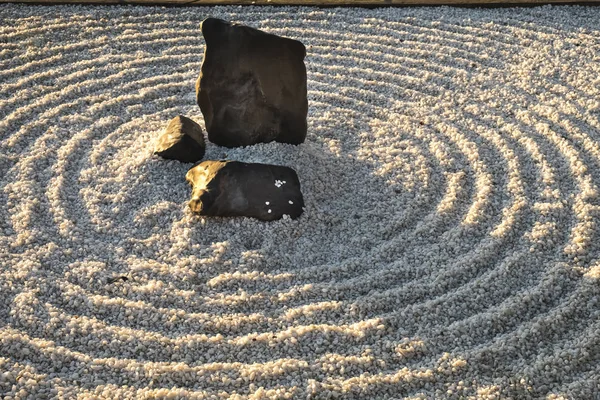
154,115,206,163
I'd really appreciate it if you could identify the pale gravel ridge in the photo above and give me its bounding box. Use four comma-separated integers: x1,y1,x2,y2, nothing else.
1,4,600,399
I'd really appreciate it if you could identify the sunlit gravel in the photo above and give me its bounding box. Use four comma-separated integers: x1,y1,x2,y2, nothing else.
1,4,600,399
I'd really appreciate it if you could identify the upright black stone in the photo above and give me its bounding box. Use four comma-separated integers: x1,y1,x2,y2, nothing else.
196,18,308,148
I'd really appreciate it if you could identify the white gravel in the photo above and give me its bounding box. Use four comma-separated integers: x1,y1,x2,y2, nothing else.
1,4,600,399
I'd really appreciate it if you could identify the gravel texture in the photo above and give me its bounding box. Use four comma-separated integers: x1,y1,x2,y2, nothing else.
1,4,600,399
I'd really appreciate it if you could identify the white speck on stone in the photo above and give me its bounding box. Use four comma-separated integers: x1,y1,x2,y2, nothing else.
289,200,294,204
265,201,270,205
268,209,272,213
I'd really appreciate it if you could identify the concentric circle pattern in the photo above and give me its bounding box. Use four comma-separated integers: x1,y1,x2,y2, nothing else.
1,4,600,399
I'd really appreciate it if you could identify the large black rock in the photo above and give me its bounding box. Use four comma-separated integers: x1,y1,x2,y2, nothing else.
154,115,206,163
186,160,304,221
196,18,308,148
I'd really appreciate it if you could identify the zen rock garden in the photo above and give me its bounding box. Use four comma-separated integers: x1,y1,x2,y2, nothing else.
154,18,308,221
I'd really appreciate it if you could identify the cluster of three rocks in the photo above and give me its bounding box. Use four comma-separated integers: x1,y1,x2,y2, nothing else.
155,18,307,221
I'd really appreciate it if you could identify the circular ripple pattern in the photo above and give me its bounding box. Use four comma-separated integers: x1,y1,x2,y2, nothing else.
1,4,600,399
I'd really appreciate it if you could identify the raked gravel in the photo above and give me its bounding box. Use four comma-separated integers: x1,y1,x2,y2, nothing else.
1,4,600,399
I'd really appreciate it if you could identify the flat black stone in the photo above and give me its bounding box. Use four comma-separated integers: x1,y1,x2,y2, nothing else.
186,160,304,221
196,18,308,148
154,115,206,163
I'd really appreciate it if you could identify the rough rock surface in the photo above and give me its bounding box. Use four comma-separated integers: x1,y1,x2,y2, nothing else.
154,115,206,163
186,160,304,221
196,18,308,148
